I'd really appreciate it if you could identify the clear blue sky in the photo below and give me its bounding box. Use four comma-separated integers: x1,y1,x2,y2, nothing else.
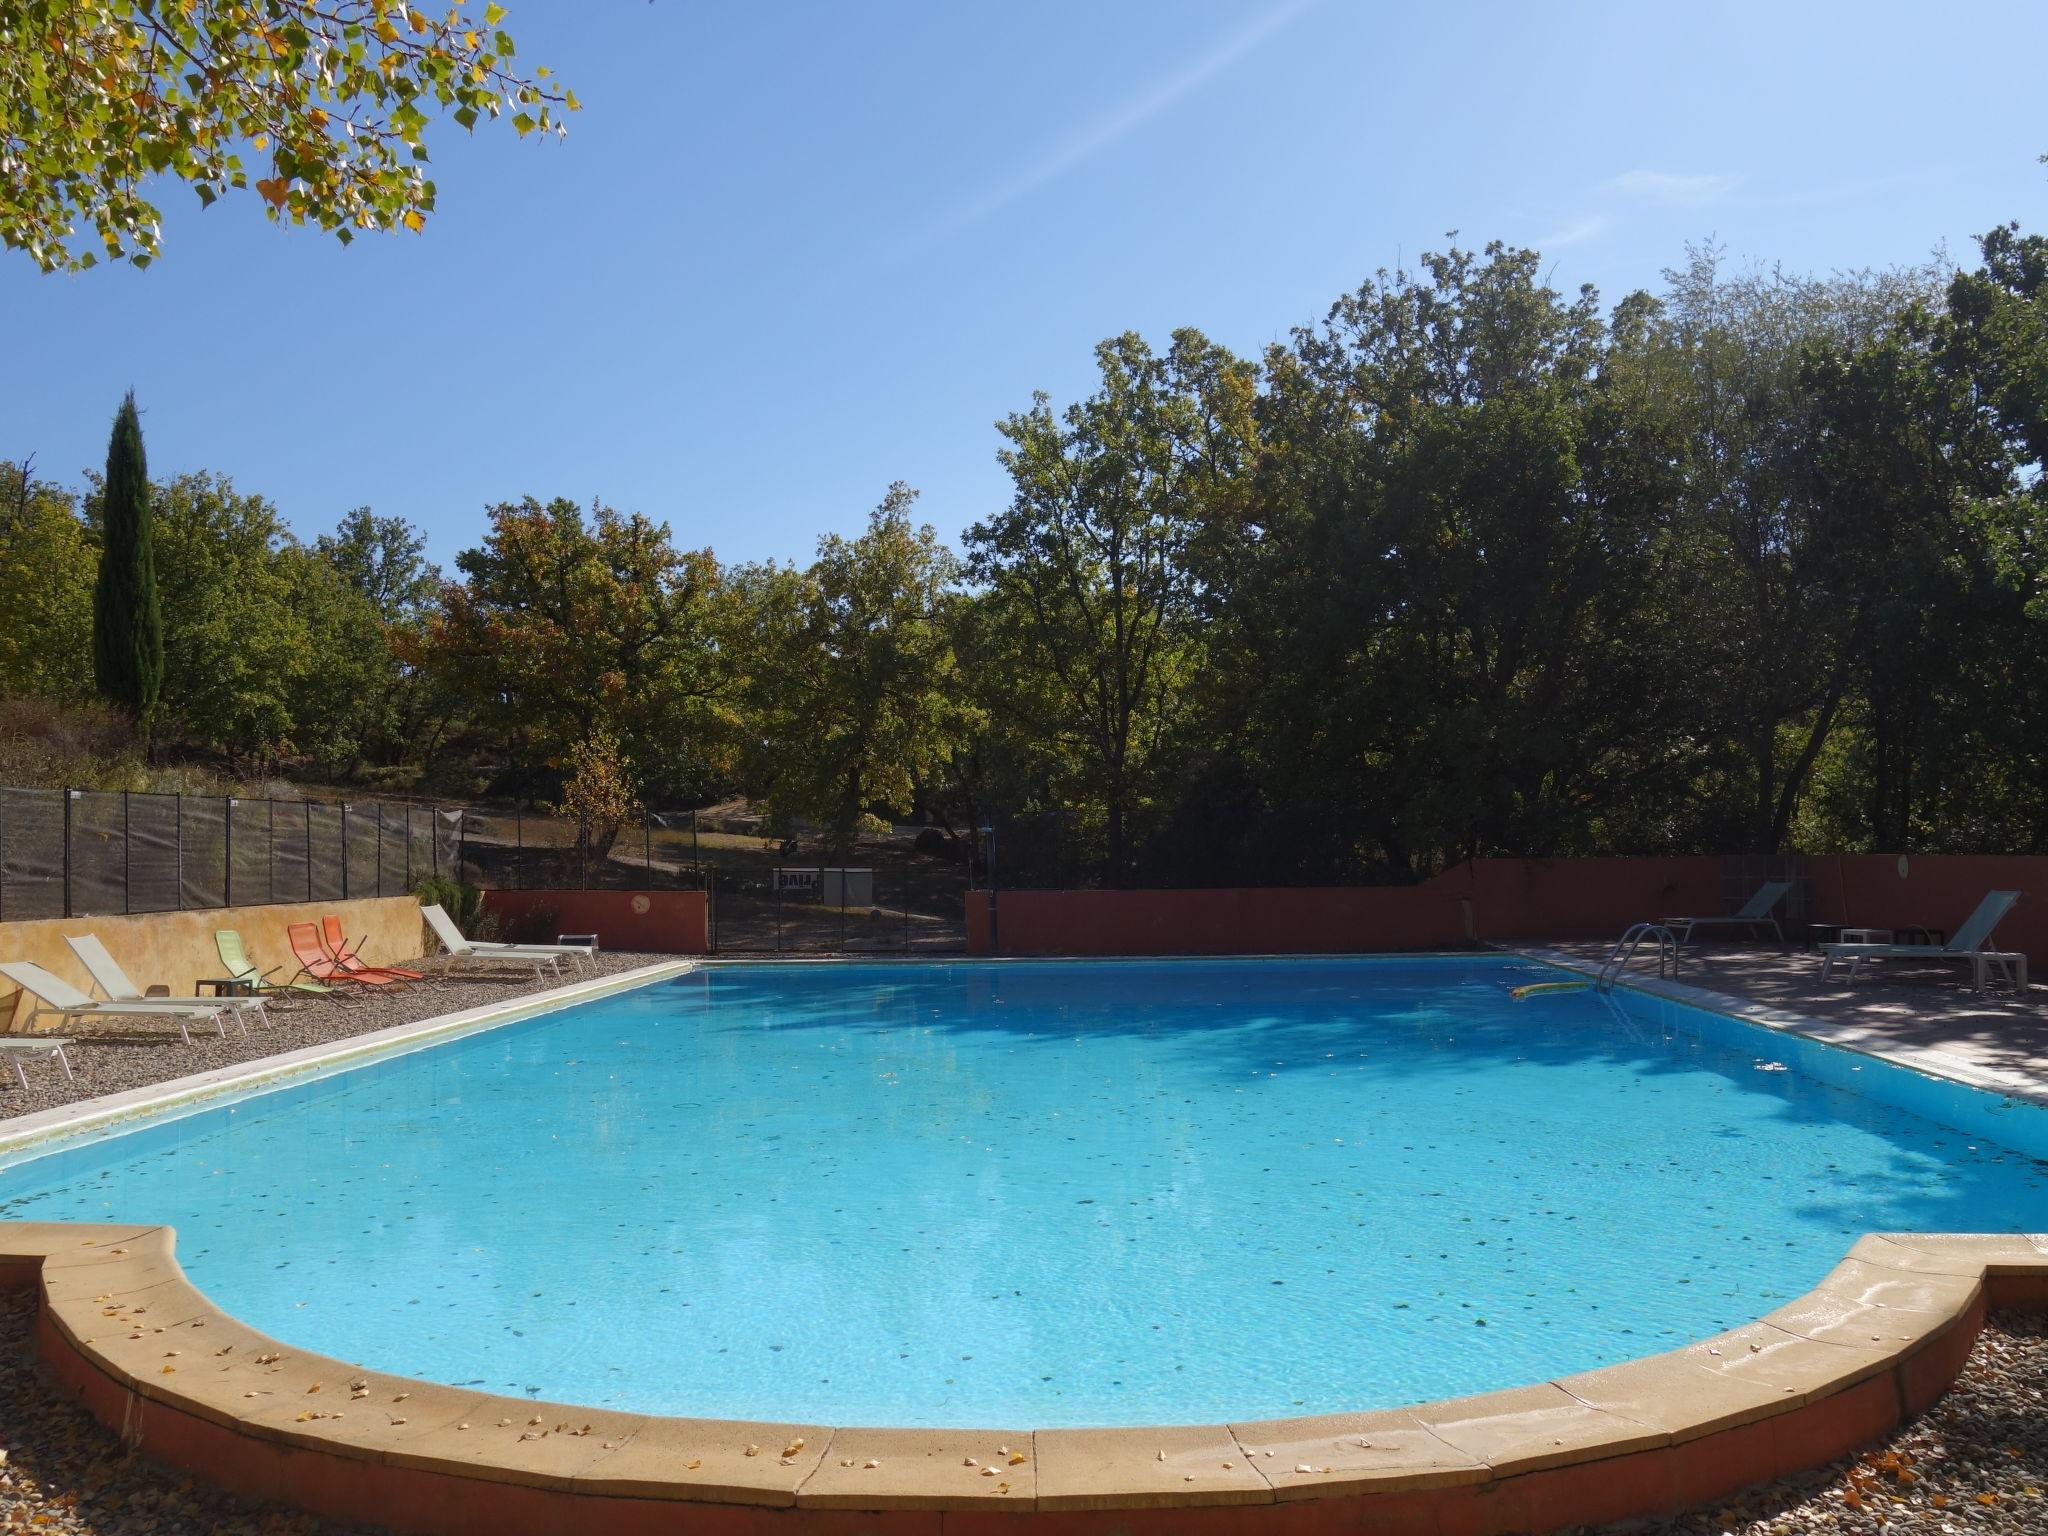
4,0,2043,571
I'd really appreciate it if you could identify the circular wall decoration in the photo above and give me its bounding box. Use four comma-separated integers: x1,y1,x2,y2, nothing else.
631,894,651,915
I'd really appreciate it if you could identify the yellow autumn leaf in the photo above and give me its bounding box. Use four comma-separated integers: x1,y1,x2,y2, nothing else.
402,210,424,232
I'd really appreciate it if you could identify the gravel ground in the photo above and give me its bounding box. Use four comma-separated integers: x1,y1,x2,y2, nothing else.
0,1287,370,1536
1584,1310,2048,1535
1,951,670,1120
2,1305,2045,1534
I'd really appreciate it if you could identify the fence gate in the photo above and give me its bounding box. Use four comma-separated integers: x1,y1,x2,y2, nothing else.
704,833,969,954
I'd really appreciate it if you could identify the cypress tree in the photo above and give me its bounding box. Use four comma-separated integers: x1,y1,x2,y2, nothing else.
92,391,164,728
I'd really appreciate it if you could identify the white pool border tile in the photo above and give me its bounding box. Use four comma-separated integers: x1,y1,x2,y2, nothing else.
0,959,697,1164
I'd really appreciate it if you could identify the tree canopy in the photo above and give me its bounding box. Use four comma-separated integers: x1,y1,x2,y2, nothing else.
0,0,573,270
5,223,2047,885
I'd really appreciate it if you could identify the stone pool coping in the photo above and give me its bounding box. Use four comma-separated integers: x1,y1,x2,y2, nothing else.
0,959,699,1162
4,1222,2043,1534
6,953,2047,1532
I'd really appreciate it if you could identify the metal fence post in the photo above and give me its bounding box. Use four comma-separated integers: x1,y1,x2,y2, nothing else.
267,797,276,906
980,824,999,956
515,810,523,890
174,793,183,911
223,796,234,909
305,807,314,902
644,813,652,889
376,802,384,897
341,805,350,901
692,811,700,885
62,788,74,918
122,789,131,914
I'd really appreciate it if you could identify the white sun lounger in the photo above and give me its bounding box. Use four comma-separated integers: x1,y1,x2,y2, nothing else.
0,1037,73,1090
1820,891,2027,992
1663,881,1793,946
0,961,231,1046
421,904,592,979
66,933,265,1034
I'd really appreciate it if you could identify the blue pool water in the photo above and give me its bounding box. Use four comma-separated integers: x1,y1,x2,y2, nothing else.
4,956,2047,1427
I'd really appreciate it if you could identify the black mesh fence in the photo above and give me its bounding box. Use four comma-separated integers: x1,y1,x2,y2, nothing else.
0,787,65,921
179,795,227,909
0,789,481,920
0,788,738,922
307,802,345,902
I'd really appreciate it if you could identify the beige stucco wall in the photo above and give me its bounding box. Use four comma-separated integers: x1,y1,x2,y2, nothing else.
0,895,423,1031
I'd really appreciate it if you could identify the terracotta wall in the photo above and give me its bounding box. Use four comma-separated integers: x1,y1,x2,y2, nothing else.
1445,857,1733,942
964,886,1474,956
964,855,2048,961
480,889,708,954
0,895,423,1029
1807,855,2048,962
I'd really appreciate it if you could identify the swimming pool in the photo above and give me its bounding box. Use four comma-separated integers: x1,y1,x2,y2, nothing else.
3,955,2044,1427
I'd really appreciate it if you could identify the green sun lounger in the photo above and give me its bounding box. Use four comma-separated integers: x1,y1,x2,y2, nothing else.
216,930,340,1000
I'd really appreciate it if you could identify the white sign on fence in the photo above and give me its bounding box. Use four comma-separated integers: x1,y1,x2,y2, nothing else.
774,868,875,907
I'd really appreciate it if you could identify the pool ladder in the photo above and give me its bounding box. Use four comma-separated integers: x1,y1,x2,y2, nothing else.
1596,923,1677,990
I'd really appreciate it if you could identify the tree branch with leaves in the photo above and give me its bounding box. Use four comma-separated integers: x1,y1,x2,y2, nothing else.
0,0,576,270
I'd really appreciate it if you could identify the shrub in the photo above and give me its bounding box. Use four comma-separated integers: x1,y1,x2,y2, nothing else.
413,875,494,940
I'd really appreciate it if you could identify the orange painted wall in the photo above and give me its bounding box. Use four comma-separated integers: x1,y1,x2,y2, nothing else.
0,895,423,1030
480,889,708,954
1806,855,2046,961
1446,857,1733,942
965,885,1474,956
964,855,2047,961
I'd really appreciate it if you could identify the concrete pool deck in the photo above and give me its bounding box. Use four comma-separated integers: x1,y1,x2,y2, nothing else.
1533,940,2048,1104
6,952,2048,1533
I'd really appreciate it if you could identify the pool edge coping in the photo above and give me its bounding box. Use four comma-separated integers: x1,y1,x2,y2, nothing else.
1510,943,2048,1110
0,958,699,1163
5,1221,2043,1526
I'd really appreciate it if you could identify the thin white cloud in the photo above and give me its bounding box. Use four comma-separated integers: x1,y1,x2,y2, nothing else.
1599,169,1743,207
915,0,1316,248
1528,169,1739,254
1532,215,1611,251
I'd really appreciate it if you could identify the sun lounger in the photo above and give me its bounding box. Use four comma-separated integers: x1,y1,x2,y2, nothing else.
215,930,339,1001
1663,881,1792,946
1820,891,2027,991
0,1037,73,1090
421,903,588,979
286,923,411,988
320,916,425,981
0,961,230,1046
66,933,264,1034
